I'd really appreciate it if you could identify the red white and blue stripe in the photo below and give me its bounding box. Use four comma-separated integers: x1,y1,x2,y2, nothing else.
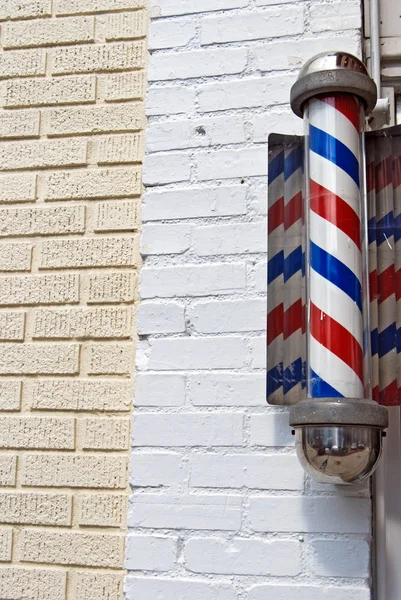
367,139,379,402
308,94,364,398
394,139,401,403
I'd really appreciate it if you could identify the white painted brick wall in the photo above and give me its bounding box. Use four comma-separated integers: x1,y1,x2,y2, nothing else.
129,0,370,598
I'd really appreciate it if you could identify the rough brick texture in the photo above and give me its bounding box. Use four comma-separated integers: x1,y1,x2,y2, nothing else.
0,3,146,598
129,2,370,600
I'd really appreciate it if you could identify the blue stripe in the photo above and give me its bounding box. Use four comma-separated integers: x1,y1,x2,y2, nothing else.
267,363,283,397
379,323,396,357
268,150,284,183
310,242,362,312
310,125,360,187
371,328,378,356
284,247,304,282
283,358,305,393
376,211,394,246
310,369,343,398
368,217,376,246
397,327,401,354
268,250,284,284
284,146,303,180
395,212,401,243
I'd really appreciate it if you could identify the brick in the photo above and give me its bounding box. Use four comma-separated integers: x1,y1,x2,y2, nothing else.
0,312,25,341
146,84,195,115
0,343,78,374
94,200,139,232
144,337,247,370
252,110,302,140
104,71,146,102
0,49,45,80
149,17,195,50
198,74,295,112
196,148,267,180
22,453,128,488
130,452,183,487
0,416,75,449
190,298,265,333
140,263,246,298
141,223,191,255
126,576,236,600
248,585,370,600
102,11,148,40
0,567,66,600
125,535,176,571
87,272,136,304
201,7,304,44
143,185,247,221
250,260,267,293
33,306,133,339
189,373,265,406
0,243,31,272
0,492,71,526
134,373,185,406
0,205,84,238
0,174,36,203
97,133,143,164
0,274,79,306
249,336,265,368
81,417,130,450
69,572,124,600
193,222,266,255
3,16,94,49
310,2,361,32
29,379,132,411
21,529,124,568
0,456,17,486
3,75,96,108
149,47,247,81
184,537,301,576
0,0,51,19
51,41,145,75
143,152,190,185
250,497,370,533
0,110,39,139
39,237,139,269
128,493,241,530
310,539,369,577
85,343,134,375
190,453,304,490
146,115,246,152
56,0,145,14
0,381,21,411
132,413,243,446
0,139,87,171
250,413,295,446
137,302,185,334
41,167,141,200
0,530,12,562
149,0,247,17
46,103,144,135
77,493,127,527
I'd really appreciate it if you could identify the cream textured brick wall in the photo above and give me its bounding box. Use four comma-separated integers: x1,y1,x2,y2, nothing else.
0,1,147,599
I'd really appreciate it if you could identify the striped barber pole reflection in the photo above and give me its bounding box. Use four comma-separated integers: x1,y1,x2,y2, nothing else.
267,148,284,403
308,94,364,398
367,139,379,402
393,138,401,403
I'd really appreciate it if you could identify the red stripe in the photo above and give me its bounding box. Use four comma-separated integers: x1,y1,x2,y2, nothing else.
394,155,401,190
310,180,361,250
367,160,375,194
369,269,378,301
284,192,302,230
376,156,392,194
268,197,284,234
380,379,398,406
310,301,363,381
372,385,379,403
267,303,283,344
284,299,303,339
396,268,401,301
319,93,360,131
378,265,395,303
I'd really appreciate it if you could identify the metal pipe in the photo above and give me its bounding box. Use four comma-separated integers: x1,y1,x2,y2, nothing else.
369,0,381,98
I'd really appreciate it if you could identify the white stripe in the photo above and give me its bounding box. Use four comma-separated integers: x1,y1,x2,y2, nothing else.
310,269,363,346
284,272,303,309
309,336,364,398
285,330,304,365
283,383,303,405
310,210,362,279
379,350,397,391
376,183,394,223
309,98,360,160
267,275,283,312
309,151,360,212
284,167,302,206
378,296,396,333
267,387,284,405
268,174,284,208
